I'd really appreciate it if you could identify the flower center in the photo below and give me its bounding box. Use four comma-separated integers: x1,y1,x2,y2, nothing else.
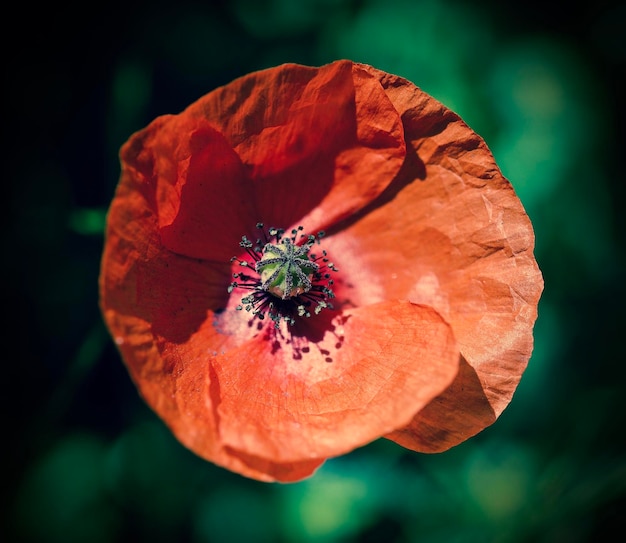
229,224,337,326
257,237,318,298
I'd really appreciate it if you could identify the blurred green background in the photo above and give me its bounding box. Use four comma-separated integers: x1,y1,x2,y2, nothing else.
3,0,625,541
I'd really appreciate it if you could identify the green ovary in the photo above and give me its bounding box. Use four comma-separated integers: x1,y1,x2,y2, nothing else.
256,240,318,299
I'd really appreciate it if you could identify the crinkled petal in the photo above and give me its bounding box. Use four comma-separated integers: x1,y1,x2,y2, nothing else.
184,60,406,233
99,167,322,481
211,300,458,463
123,114,259,262
127,60,406,262
101,125,233,342
102,309,324,482
157,123,259,261
324,64,543,452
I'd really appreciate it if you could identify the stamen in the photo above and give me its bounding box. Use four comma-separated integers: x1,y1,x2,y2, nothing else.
228,224,336,327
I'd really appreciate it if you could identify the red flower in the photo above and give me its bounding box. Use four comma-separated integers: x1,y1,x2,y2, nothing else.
99,60,543,482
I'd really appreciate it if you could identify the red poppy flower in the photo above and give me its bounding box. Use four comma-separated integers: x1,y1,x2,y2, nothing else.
99,60,543,482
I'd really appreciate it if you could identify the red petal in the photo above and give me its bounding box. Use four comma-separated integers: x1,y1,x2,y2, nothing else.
100,171,323,481
385,355,497,452
322,64,543,452
157,124,259,261
185,60,406,232
210,300,458,463
101,126,233,342
101,308,324,482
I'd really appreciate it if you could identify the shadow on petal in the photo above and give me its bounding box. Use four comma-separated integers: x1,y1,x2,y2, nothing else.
385,355,495,452
212,301,459,463
159,126,258,262
285,310,350,363
328,140,426,237
223,446,325,483
133,248,232,345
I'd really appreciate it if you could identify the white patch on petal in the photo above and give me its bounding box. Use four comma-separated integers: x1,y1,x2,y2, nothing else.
407,272,450,321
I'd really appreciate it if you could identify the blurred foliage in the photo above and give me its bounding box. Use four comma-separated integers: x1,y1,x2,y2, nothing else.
3,0,625,542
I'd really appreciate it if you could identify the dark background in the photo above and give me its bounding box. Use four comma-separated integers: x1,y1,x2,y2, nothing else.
3,1,625,541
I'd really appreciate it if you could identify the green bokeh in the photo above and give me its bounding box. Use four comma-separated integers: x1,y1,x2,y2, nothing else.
5,0,624,542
